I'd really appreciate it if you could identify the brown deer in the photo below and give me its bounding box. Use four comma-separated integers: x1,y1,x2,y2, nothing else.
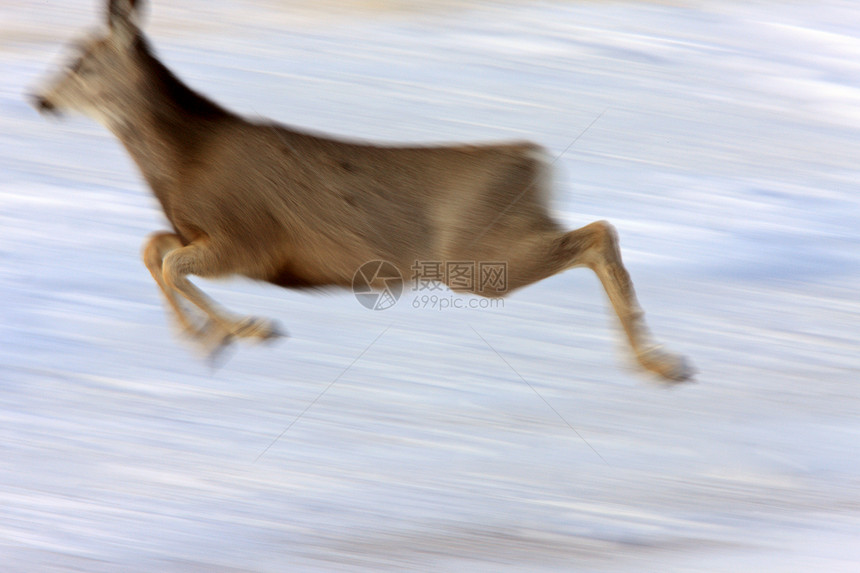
31,0,693,381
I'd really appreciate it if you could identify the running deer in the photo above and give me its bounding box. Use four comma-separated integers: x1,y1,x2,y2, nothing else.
31,0,693,381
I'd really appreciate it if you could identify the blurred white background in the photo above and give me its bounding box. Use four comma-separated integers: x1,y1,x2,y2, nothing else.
2,0,859,571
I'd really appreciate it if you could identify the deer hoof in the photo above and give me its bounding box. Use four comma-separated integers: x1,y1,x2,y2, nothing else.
184,321,235,367
233,316,286,341
637,346,695,383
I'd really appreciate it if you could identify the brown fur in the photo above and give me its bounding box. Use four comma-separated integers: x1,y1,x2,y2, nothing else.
32,0,692,381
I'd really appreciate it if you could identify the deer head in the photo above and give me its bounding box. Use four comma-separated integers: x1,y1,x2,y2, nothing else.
31,0,146,127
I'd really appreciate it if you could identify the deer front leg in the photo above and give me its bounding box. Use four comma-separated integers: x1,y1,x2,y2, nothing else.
143,232,206,337
143,232,235,356
145,235,283,356
161,240,284,341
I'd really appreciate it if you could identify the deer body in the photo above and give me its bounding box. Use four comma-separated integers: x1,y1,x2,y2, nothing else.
32,0,693,381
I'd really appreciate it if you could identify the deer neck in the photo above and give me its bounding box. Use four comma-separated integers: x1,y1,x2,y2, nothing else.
105,38,233,211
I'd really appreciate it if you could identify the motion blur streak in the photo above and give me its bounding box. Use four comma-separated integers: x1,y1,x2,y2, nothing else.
3,1,860,571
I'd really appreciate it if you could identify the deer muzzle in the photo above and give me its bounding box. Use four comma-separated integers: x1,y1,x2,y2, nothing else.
30,93,59,116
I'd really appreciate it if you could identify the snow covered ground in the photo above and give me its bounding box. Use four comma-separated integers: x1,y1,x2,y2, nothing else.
2,0,859,570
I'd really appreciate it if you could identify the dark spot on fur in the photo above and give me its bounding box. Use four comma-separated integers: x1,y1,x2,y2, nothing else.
267,263,318,289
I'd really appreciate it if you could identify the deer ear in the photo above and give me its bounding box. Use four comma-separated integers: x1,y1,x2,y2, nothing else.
107,0,144,42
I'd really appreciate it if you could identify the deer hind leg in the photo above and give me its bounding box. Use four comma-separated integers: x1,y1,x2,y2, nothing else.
514,220,693,382
143,233,282,354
